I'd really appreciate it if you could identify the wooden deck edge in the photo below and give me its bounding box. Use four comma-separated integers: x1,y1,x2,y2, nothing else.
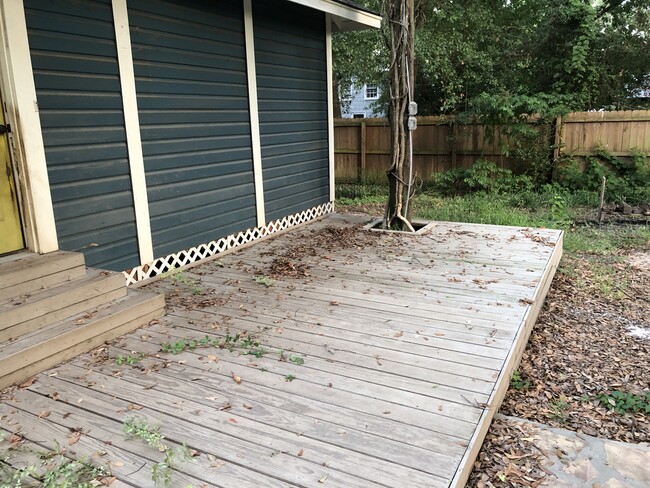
449,231,564,488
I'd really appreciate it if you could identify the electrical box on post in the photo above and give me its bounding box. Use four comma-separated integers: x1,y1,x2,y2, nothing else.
408,116,417,131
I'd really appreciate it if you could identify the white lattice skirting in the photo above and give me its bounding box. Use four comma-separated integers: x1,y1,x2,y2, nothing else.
123,202,334,286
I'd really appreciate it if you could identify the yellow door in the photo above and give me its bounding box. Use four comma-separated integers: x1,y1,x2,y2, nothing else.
0,105,23,254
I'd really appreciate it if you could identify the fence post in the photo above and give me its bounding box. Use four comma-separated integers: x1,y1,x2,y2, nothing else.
359,120,367,182
552,116,562,161
551,116,563,181
451,120,458,170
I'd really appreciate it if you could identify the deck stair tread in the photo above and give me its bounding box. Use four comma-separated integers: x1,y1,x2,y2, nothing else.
0,251,166,390
0,290,165,380
0,251,85,299
0,268,127,342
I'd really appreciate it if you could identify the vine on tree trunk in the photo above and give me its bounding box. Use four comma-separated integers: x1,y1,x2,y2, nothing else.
382,0,416,232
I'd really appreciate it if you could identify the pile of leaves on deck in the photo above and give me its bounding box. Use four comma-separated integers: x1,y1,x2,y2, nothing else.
469,242,650,486
260,224,381,278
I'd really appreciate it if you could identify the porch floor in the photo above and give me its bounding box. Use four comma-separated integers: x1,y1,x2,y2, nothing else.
0,213,563,487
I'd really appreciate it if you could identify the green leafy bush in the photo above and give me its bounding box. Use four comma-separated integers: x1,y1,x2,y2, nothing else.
597,391,650,415
555,147,650,204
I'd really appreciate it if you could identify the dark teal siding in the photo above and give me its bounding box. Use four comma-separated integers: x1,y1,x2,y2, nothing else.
25,0,139,271
253,0,329,221
129,0,257,257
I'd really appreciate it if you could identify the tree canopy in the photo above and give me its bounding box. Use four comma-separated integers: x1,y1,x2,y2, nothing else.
333,0,650,117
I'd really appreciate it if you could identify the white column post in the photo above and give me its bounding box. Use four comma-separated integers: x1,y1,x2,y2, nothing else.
112,0,154,264
243,0,266,227
325,14,335,202
0,0,58,253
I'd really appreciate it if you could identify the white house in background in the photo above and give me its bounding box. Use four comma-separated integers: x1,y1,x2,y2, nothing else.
341,82,386,118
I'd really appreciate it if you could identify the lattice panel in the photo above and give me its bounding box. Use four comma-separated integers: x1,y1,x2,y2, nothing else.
123,202,334,285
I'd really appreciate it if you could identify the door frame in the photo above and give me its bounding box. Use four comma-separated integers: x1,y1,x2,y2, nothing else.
0,0,58,254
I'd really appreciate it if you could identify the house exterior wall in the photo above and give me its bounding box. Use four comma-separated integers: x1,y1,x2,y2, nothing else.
253,0,330,222
341,83,385,118
127,0,257,259
24,0,140,270
19,0,334,273
5,0,378,280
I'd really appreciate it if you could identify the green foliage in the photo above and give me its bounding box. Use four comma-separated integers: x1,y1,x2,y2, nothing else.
288,355,305,365
555,148,650,204
333,0,650,116
563,224,650,255
284,374,297,382
598,391,650,415
254,275,276,287
163,271,203,295
160,334,222,354
1,464,37,487
115,353,145,366
549,396,569,422
123,417,192,487
430,160,534,196
40,457,109,488
510,370,532,390
123,417,165,449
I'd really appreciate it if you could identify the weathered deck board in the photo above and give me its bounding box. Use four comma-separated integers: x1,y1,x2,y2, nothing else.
0,213,562,487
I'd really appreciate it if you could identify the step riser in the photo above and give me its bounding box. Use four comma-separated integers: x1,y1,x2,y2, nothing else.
0,252,85,295
0,295,165,389
0,266,87,302
0,273,127,341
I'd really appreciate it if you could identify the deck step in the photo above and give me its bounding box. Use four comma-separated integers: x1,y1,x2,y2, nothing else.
0,269,127,342
0,290,166,390
0,251,86,302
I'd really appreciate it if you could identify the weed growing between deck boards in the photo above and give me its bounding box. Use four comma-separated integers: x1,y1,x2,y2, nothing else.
123,417,193,487
161,270,204,295
156,332,305,370
0,440,111,487
254,275,276,287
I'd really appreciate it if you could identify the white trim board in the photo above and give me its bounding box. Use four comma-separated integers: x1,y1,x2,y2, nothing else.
0,0,58,254
286,0,381,31
112,0,154,265
325,15,335,202
243,0,266,227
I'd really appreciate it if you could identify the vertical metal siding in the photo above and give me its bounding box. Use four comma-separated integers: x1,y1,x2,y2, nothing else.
24,0,140,271
128,0,257,258
253,0,329,222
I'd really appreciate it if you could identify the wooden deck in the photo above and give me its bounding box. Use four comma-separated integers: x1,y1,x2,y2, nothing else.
0,214,563,487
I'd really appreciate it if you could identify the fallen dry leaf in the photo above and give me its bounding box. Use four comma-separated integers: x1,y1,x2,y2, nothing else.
231,372,242,384
68,432,81,446
19,377,36,389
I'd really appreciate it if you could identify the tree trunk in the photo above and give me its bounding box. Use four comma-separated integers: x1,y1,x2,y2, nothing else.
333,77,342,118
382,0,415,231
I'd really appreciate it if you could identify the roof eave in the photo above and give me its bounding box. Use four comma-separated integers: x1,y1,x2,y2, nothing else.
285,0,381,31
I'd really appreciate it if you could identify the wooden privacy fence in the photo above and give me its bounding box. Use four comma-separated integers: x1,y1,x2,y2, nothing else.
334,110,650,181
